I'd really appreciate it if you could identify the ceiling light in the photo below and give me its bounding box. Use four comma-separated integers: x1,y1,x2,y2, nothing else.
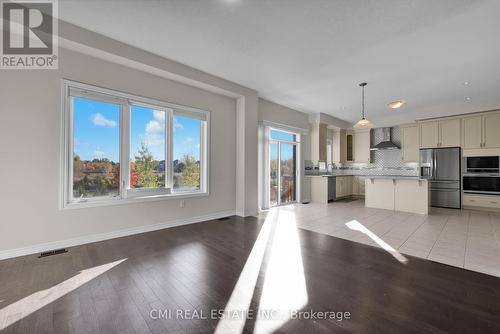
465,97,471,101
463,81,470,85
388,100,406,109
354,82,374,129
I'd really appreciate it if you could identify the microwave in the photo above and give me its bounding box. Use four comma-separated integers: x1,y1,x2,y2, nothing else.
464,156,500,174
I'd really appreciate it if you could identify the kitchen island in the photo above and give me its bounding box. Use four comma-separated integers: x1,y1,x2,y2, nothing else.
365,176,429,215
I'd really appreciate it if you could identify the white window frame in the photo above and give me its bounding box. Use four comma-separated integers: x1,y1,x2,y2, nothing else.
61,80,210,209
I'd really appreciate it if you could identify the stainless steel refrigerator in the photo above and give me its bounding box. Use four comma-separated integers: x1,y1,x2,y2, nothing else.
419,147,461,209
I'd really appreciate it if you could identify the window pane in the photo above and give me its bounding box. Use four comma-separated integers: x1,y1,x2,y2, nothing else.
130,105,166,189
72,97,120,199
270,142,278,206
173,114,202,192
270,129,295,141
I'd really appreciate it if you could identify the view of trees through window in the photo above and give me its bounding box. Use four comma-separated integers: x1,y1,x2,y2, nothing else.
130,105,166,189
73,97,120,199
173,114,201,192
72,96,203,200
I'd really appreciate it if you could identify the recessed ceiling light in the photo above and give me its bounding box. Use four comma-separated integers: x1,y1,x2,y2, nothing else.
465,97,471,101
463,81,470,85
388,100,406,109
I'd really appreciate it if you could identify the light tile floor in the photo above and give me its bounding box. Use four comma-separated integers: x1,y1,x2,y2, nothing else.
265,199,500,277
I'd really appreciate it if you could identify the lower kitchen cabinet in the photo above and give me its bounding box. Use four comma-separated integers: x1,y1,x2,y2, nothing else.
310,176,336,204
336,176,353,198
394,179,428,214
365,178,429,214
352,176,366,196
463,194,500,210
365,179,395,210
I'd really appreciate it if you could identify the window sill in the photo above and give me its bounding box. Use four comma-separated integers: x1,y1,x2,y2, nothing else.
62,191,209,210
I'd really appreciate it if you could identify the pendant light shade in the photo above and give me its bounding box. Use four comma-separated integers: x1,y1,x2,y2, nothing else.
354,82,374,128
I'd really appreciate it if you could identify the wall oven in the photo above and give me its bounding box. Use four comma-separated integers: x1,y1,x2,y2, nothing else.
463,175,500,195
463,156,500,194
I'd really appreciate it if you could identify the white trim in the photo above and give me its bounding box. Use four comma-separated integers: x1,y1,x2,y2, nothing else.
61,79,210,208
0,210,236,260
63,191,209,210
259,120,309,135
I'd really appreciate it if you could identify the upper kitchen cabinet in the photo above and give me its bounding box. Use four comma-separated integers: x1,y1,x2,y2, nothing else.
439,119,461,147
419,119,461,148
462,116,483,149
483,113,500,148
346,132,354,162
400,124,419,162
310,122,328,162
318,123,327,161
462,112,500,149
332,129,346,163
354,130,371,163
419,121,439,148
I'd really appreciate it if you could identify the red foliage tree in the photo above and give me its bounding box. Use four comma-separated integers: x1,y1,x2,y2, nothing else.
113,164,140,188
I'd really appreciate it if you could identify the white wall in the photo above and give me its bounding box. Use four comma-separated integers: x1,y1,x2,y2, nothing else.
0,47,239,254
258,99,312,206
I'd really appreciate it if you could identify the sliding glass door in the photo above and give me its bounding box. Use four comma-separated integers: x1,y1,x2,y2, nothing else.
269,129,298,207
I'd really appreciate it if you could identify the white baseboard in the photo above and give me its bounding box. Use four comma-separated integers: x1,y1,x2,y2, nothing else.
0,210,235,260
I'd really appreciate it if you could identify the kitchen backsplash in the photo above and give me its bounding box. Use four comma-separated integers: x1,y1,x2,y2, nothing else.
305,126,419,176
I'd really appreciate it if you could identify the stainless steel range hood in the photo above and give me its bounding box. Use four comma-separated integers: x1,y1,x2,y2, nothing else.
370,127,400,151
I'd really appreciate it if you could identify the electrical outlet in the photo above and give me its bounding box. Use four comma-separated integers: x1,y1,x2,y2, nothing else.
180,200,186,208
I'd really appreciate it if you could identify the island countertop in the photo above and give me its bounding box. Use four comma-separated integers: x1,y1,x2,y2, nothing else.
305,174,423,180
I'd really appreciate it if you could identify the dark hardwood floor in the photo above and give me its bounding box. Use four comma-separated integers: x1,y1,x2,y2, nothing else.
1,215,500,333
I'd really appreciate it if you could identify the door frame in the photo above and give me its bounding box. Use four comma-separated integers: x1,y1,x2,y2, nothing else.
269,139,298,207
262,125,302,209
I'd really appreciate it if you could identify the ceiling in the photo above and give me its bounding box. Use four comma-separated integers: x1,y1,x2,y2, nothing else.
59,0,500,126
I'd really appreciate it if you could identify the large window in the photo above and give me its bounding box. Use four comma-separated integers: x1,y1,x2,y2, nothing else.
63,81,209,208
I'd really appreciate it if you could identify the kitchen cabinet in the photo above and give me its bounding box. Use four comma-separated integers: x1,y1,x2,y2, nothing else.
483,113,500,148
462,116,483,149
354,130,371,163
400,124,419,162
336,176,346,198
318,123,327,161
461,112,500,150
394,179,428,215
310,122,328,162
420,121,439,148
352,176,366,196
463,194,500,210
365,179,395,210
439,119,461,147
332,129,346,163
346,133,354,162
419,119,460,148
310,176,335,204
365,178,429,214
335,175,353,198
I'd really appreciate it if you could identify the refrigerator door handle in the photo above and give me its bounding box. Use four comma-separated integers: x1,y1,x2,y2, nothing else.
432,150,436,180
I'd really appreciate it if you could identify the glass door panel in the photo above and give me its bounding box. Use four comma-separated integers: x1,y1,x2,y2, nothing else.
280,143,296,204
270,142,279,207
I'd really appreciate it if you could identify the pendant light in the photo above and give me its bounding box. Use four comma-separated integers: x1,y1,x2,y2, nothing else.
354,82,374,128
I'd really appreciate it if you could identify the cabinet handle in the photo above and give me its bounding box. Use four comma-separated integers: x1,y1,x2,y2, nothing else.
491,201,497,204
470,200,475,202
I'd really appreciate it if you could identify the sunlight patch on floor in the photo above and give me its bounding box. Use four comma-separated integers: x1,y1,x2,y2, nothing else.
215,207,308,334
346,220,408,264
214,210,276,334
0,258,127,330
254,208,308,334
